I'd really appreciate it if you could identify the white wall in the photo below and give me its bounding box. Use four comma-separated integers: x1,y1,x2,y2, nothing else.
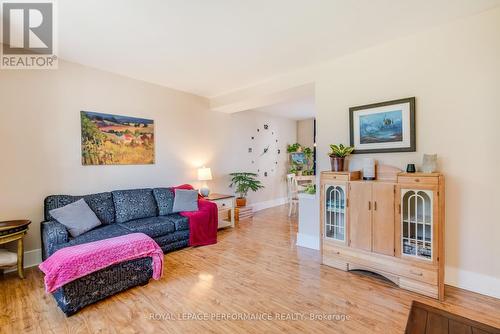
223,110,297,207
315,8,500,292
297,118,315,148
208,8,500,297
0,61,295,255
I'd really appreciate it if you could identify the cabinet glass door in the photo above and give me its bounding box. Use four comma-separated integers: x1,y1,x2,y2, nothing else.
325,184,346,242
401,189,433,260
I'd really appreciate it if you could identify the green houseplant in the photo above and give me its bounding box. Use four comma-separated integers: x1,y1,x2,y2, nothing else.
229,172,264,207
287,143,314,175
286,143,302,153
304,184,316,195
328,144,354,172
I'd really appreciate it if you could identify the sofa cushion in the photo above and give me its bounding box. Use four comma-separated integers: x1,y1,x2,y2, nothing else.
154,229,190,247
45,192,116,225
56,224,131,251
49,199,102,237
119,216,175,238
153,188,175,216
165,213,189,231
112,189,158,223
172,189,199,213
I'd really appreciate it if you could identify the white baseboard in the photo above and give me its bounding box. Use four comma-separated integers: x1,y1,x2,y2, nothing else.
4,248,42,273
250,197,288,212
296,233,320,250
445,266,500,299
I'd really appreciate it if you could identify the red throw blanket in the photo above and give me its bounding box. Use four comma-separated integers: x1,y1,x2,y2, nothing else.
172,184,218,246
39,233,163,293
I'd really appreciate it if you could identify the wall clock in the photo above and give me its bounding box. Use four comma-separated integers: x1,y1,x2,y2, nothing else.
248,123,281,177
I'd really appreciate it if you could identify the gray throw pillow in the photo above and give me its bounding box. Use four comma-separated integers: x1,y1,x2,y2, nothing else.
172,189,199,213
49,199,102,237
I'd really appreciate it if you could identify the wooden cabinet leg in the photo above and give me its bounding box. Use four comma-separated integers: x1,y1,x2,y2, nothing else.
17,238,24,279
231,207,235,227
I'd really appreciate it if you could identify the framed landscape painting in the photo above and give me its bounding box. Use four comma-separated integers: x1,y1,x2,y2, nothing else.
81,111,155,165
349,97,415,154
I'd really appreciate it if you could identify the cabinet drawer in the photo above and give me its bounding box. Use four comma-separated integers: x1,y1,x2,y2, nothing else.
324,174,349,181
400,265,438,285
214,198,233,209
323,244,438,285
398,176,438,185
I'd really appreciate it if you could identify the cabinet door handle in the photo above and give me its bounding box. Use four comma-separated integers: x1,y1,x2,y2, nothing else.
368,201,371,210
398,204,401,214
374,201,377,211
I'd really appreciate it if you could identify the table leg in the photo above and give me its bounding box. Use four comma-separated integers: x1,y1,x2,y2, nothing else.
17,238,24,279
231,207,235,227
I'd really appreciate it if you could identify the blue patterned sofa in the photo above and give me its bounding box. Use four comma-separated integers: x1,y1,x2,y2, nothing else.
41,188,190,316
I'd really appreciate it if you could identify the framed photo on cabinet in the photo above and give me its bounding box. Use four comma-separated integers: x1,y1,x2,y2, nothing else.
349,97,415,154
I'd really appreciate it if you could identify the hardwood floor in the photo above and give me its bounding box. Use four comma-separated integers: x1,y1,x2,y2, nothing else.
1,205,499,333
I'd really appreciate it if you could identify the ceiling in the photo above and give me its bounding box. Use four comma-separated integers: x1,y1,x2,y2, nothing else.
44,1,500,96
253,95,315,120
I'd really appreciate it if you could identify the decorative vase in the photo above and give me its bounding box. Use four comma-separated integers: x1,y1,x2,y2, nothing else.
362,158,376,180
200,187,210,197
422,154,438,173
330,156,345,172
236,197,247,207
406,164,416,173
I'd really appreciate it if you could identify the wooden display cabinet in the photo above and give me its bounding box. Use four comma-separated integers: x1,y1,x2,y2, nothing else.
320,168,445,300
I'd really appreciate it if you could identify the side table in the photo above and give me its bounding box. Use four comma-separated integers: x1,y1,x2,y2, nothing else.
204,194,235,229
0,220,31,279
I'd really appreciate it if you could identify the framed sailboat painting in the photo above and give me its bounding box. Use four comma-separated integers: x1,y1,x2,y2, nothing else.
349,97,415,154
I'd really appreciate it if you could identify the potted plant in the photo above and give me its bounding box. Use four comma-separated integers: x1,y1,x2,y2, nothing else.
304,184,316,195
328,144,354,172
289,160,303,176
287,143,314,176
229,172,264,207
287,143,302,153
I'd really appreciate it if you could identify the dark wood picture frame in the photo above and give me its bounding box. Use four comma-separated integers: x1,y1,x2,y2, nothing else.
349,97,416,154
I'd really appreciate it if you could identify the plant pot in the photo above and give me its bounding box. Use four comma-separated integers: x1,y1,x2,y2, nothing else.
330,156,345,172
236,197,247,207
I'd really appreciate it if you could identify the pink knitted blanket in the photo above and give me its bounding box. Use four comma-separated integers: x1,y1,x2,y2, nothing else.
39,233,163,293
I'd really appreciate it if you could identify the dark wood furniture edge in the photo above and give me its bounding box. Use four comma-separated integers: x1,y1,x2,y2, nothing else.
0,220,31,232
205,194,235,200
406,300,500,333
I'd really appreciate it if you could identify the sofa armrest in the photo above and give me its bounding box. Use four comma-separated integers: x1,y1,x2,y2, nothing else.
41,220,69,260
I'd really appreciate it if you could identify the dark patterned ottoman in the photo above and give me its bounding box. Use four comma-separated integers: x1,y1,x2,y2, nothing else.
52,257,153,316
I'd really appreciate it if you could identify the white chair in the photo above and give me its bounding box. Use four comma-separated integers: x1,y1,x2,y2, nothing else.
286,174,299,217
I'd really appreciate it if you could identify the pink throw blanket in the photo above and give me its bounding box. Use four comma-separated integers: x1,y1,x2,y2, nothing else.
39,233,163,293
172,184,218,247
181,199,218,246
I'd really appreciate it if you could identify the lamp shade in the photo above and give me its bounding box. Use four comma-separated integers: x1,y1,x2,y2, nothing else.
197,167,213,181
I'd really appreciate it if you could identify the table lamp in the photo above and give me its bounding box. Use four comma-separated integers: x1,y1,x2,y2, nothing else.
197,167,212,197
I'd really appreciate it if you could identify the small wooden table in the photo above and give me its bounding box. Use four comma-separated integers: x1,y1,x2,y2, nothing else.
204,194,235,229
0,220,31,279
